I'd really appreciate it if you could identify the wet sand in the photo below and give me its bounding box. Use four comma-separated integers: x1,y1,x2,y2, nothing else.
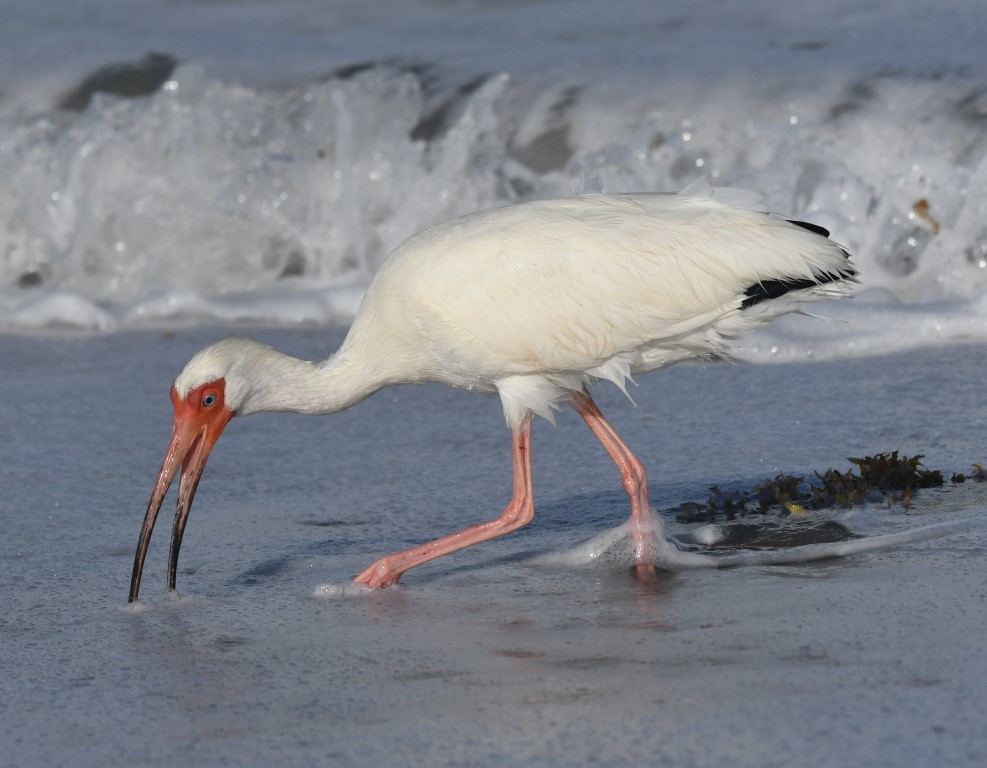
2,329,985,766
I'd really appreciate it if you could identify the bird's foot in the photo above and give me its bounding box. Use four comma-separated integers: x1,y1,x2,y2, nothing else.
631,563,659,586
354,558,403,589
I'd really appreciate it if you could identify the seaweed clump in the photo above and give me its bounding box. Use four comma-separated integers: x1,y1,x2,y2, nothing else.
676,451,946,524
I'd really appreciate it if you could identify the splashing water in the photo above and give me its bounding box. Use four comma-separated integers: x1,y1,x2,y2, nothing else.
529,515,969,571
1,0,987,360
0,60,987,340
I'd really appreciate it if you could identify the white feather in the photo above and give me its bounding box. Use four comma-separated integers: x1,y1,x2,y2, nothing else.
333,189,853,427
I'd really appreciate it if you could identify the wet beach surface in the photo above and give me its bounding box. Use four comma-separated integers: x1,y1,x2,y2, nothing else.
2,329,985,766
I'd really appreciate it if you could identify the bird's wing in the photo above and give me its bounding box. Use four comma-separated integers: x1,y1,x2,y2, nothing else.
375,193,851,381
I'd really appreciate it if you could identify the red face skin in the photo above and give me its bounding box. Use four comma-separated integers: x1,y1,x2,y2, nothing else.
129,379,234,603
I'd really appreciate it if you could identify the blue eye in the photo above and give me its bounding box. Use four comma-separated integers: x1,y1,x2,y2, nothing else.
202,393,217,408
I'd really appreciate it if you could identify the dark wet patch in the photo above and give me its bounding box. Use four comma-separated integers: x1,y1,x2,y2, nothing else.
213,635,247,650
700,520,855,551
499,617,537,629
392,669,465,682
662,656,734,668
552,656,621,671
493,649,545,659
239,557,291,581
522,687,595,705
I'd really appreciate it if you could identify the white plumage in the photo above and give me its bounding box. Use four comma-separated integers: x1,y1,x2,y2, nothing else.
130,182,855,600
339,186,850,427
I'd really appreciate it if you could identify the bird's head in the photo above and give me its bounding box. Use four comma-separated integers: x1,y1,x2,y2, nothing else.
128,339,266,603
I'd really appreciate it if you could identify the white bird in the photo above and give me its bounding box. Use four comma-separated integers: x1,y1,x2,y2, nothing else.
128,181,855,601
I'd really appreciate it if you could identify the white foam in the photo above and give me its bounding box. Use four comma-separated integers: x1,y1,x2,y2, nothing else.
310,582,381,599
736,288,987,363
529,514,969,571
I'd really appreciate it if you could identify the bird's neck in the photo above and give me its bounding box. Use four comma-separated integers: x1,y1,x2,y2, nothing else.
234,347,381,417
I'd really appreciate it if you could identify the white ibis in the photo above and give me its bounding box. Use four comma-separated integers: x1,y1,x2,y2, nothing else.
128,181,855,601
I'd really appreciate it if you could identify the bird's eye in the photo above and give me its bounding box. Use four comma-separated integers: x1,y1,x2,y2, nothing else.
202,393,217,408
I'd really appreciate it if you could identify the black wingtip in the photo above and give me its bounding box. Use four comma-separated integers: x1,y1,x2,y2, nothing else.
741,277,822,309
741,268,855,310
738,220,854,309
787,219,831,238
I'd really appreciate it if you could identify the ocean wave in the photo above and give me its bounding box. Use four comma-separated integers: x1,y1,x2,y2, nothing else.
1,58,986,354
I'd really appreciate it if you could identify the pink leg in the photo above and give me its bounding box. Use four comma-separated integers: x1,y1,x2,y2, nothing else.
572,391,657,573
354,419,535,588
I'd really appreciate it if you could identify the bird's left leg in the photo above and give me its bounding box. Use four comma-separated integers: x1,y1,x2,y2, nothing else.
354,418,535,588
571,391,657,576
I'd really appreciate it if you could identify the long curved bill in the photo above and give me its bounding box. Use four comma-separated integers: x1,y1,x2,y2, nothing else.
128,397,232,603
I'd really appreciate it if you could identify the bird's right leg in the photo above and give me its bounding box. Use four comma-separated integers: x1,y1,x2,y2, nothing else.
354,418,535,588
571,391,657,578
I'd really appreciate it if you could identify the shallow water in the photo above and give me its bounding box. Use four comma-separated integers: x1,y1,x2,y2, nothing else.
2,329,985,766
